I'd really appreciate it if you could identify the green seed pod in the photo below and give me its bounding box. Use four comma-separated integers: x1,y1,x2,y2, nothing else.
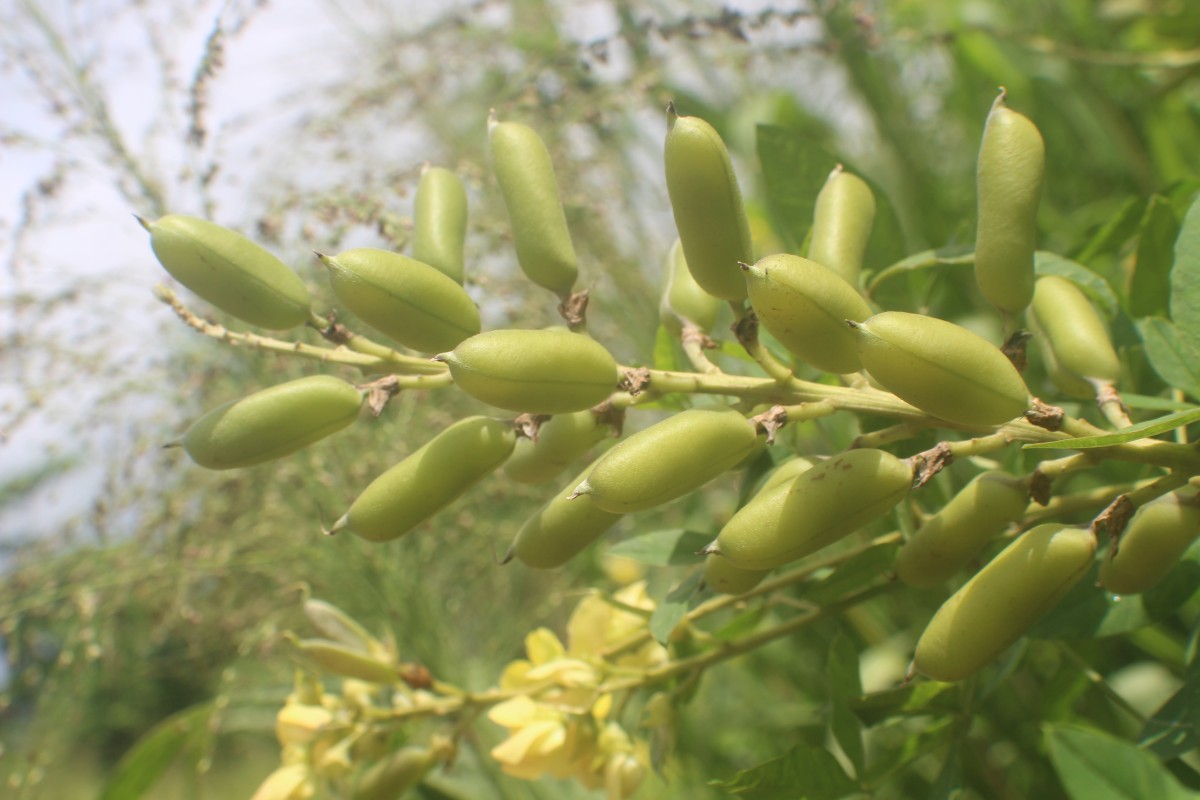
744,254,873,374
304,599,385,656
318,248,480,353
352,745,436,800
974,91,1045,315
660,238,722,335
412,165,468,284
712,448,912,571
488,117,579,296
572,407,759,513
664,106,753,301
755,456,816,496
808,165,876,287
1030,275,1120,395
180,375,363,470
895,471,1029,588
703,554,770,595
508,467,624,569
141,214,312,330
294,638,398,684
334,416,516,542
504,410,610,485
1098,492,1200,595
1026,310,1095,400
437,329,618,414
913,524,1095,682
850,311,1030,427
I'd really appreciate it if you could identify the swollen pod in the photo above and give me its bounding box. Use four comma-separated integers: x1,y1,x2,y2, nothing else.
895,471,1029,588
143,214,312,330
573,407,759,513
808,166,876,287
1030,275,1120,396
334,416,516,542
438,329,618,415
1098,492,1200,595
508,466,624,569
851,311,1030,427
744,254,872,374
664,107,753,301
660,238,721,335
974,92,1045,315
412,165,468,284
319,248,480,353
488,118,579,297
181,375,364,470
712,448,912,571
504,409,610,485
913,523,1095,682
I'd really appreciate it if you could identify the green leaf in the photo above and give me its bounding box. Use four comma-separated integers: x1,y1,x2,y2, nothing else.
802,541,899,605
1121,393,1200,412
864,246,973,296
712,603,767,641
928,742,966,800
1023,407,1200,450
99,702,214,800
1129,196,1179,318
827,629,863,699
1035,251,1120,318
710,743,860,799
650,572,701,645
756,124,837,254
1136,317,1200,399
861,719,954,786
1029,552,1200,640
755,124,905,268
1075,195,1147,266
851,682,963,726
1045,723,1200,800
608,528,713,567
1171,198,1200,351
826,630,864,776
653,322,681,372
1141,609,1200,759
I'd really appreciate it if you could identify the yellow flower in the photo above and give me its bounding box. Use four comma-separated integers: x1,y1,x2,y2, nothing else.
250,764,314,800
597,722,650,800
499,628,600,707
488,696,598,781
275,702,334,748
567,582,667,669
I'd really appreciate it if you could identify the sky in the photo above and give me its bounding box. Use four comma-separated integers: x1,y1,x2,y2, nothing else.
0,0,374,546
0,0,813,550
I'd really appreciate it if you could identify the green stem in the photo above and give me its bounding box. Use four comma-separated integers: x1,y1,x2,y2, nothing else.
1033,452,1098,483
1020,480,1143,527
601,532,902,662
307,311,450,375
598,582,900,693
853,421,933,449
680,327,722,375
1055,642,1147,724
865,251,974,297
157,286,452,376
1114,471,1191,513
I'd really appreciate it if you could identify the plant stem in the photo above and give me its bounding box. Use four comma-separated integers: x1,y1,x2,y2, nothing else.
1055,642,1147,724
599,582,901,693
602,532,902,662
157,286,452,377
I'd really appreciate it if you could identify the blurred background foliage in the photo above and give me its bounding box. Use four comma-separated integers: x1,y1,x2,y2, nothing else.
1,0,1199,797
